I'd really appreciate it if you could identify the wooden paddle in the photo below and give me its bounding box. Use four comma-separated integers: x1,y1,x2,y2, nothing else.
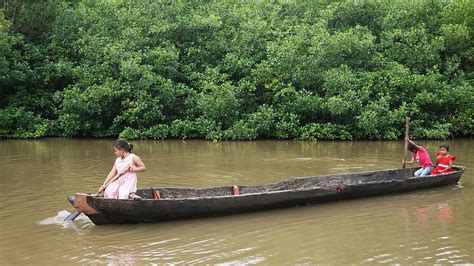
402,116,410,169
96,170,126,195
64,170,127,222
64,210,81,222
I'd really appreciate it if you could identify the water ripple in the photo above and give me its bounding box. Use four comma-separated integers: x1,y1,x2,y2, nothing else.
1,139,473,264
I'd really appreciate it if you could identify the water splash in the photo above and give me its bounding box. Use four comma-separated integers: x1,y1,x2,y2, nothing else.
38,210,92,228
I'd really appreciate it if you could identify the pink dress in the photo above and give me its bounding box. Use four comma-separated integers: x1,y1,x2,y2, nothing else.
104,154,138,199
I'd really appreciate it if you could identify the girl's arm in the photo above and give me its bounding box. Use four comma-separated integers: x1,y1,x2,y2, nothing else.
407,139,422,150
130,155,146,173
100,166,117,189
438,160,453,173
404,153,415,164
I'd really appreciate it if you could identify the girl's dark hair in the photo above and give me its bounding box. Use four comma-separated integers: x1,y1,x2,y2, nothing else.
407,142,418,153
114,139,133,152
439,143,450,151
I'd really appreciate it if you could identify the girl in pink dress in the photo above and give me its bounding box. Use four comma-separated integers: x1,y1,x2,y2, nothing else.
99,139,146,199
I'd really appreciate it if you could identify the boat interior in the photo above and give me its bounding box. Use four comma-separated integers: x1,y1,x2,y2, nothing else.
133,167,439,200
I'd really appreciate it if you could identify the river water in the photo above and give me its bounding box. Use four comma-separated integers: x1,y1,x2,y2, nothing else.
0,139,472,264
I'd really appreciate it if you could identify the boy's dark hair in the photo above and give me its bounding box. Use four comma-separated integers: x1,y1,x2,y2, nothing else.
114,139,133,152
407,142,418,153
439,143,450,151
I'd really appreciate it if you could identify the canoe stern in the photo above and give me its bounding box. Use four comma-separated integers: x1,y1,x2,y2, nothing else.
70,193,114,225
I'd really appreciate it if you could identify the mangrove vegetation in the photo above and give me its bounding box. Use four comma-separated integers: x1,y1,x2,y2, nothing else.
1,0,473,140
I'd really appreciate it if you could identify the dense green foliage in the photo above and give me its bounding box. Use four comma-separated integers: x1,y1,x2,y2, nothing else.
1,0,473,140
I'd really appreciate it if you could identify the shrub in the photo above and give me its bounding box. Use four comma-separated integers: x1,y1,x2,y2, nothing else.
142,124,169,140
119,127,142,140
0,107,50,138
299,123,352,140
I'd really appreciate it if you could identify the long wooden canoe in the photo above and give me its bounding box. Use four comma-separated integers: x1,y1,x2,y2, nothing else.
68,166,465,225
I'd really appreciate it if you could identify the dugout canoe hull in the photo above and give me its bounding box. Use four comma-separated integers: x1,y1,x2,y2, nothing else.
69,166,466,225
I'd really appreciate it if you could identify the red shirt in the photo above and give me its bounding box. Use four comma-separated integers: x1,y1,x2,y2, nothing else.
413,147,434,168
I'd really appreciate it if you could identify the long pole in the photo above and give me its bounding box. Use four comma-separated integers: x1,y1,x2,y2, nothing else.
403,116,410,169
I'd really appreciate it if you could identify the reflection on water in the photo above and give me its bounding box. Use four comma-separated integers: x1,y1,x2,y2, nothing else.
0,139,473,264
437,203,454,222
415,202,454,231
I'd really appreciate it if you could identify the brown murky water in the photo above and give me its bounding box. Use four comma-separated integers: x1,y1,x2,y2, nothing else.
0,139,473,264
